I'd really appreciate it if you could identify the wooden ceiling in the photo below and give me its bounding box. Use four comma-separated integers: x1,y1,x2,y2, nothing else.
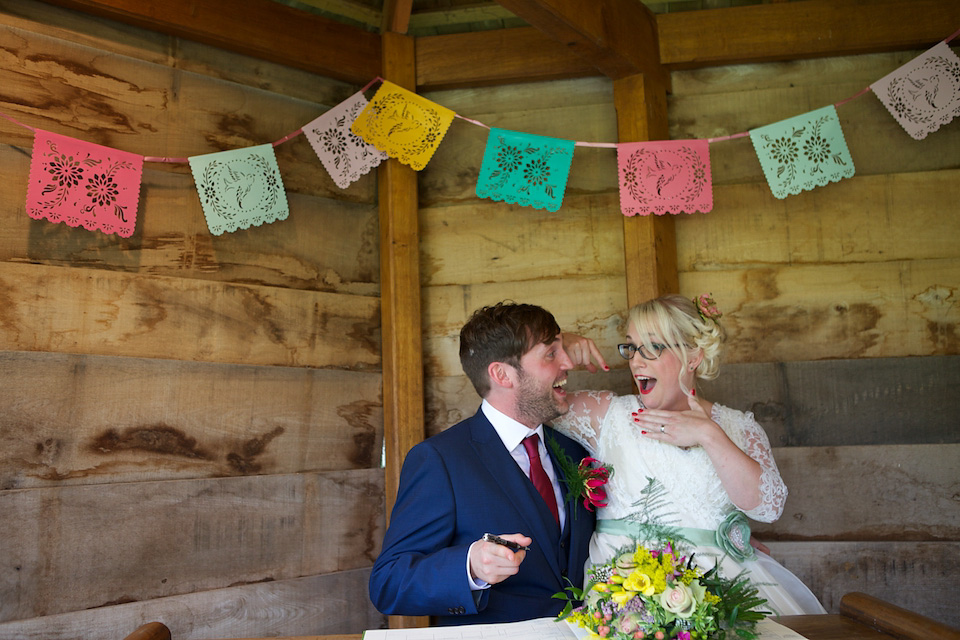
37,0,960,90
269,0,745,36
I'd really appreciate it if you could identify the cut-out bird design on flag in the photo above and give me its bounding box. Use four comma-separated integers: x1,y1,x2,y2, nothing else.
223,164,256,208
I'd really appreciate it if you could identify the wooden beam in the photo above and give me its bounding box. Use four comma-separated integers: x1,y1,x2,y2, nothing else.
658,0,960,68
294,0,382,29
38,0,381,85
416,26,598,89
381,0,413,34
40,0,958,91
415,0,959,89
409,4,518,31
378,30,428,631
494,0,668,86
613,73,678,307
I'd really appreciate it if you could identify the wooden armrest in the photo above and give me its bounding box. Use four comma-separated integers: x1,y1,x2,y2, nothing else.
123,621,172,640
840,592,960,640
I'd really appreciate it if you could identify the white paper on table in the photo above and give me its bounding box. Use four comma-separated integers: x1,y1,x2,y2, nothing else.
362,617,580,640
362,616,810,640
757,618,812,640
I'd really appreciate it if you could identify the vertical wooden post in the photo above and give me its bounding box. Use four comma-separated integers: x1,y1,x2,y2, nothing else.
380,0,413,33
613,73,679,308
379,30,429,630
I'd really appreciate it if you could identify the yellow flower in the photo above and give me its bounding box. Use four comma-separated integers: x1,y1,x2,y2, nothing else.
612,590,638,606
623,572,655,596
634,548,653,564
680,568,703,584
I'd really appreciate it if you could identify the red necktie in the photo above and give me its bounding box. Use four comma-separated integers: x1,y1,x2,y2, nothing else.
522,433,559,526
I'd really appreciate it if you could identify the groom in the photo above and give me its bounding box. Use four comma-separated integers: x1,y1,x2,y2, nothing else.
368,302,603,625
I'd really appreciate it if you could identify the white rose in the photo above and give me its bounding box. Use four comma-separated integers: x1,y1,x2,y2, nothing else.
659,583,697,618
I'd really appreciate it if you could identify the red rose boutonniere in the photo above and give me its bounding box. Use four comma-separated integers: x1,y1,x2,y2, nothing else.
547,436,614,513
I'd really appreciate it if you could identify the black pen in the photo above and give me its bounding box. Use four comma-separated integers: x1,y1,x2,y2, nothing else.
482,533,530,552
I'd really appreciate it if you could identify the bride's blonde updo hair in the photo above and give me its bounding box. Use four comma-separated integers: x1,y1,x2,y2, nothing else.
627,294,726,386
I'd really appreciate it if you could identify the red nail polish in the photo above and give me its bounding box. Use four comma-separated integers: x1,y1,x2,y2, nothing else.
638,408,644,413
641,430,647,435
691,389,696,396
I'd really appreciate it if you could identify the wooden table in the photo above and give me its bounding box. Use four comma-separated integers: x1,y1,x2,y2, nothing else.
208,617,902,640
778,614,906,640
204,593,960,640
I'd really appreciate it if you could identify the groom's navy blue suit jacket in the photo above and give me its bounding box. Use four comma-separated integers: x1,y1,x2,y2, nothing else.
369,407,596,625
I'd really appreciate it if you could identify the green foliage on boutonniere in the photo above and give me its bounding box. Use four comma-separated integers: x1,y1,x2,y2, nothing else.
546,435,613,512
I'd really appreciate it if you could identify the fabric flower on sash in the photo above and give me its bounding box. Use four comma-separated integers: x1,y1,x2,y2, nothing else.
750,105,855,199
188,144,289,236
618,139,712,216
714,511,756,562
475,128,576,212
26,129,143,237
304,91,387,188
350,80,455,171
870,41,960,140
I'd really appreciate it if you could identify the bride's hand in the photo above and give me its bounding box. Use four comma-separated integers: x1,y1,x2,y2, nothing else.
561,332,610,373
632,393,718,448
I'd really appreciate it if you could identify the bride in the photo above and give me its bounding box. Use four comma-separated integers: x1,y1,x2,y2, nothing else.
554,294,825,615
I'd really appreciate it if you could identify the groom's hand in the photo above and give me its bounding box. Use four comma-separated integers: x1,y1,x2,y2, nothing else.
469,533,531,585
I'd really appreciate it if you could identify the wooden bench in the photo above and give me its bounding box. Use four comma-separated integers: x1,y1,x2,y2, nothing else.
123,622,171,640
838,592,960,640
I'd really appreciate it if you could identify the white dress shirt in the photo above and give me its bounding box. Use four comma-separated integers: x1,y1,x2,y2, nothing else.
480,400,566,524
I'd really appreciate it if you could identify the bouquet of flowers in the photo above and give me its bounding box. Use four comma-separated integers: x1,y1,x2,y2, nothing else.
555,539,769,640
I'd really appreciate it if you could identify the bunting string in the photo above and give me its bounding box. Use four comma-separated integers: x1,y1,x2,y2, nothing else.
2,28,957,233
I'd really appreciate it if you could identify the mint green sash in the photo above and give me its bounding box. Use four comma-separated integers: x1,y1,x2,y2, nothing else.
597,512,756,562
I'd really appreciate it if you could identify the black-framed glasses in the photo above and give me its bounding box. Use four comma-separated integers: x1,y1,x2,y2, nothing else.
617,342,670,361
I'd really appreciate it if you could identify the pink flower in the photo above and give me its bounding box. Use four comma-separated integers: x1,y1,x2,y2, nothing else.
694,293,722,323
577,458,612,511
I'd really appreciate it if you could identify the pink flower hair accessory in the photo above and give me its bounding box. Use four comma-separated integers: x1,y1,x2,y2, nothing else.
693,293,722,325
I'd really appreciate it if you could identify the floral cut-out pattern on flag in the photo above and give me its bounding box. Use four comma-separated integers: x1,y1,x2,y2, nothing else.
475,128,576,212
870,41,960,140
26,129,143,237
750,106,855,199
305,91,387,188
617,139,713,216
350,81,455,170
189,144,289,236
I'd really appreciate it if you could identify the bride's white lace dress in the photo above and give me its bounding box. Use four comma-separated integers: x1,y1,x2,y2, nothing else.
552,392,825,615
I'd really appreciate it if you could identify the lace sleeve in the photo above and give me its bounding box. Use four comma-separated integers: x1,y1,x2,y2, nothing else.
549,390,616,455
735,411,787,523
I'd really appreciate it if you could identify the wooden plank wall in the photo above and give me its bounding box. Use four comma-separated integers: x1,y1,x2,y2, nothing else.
419,50,960,625
0,0,387,638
